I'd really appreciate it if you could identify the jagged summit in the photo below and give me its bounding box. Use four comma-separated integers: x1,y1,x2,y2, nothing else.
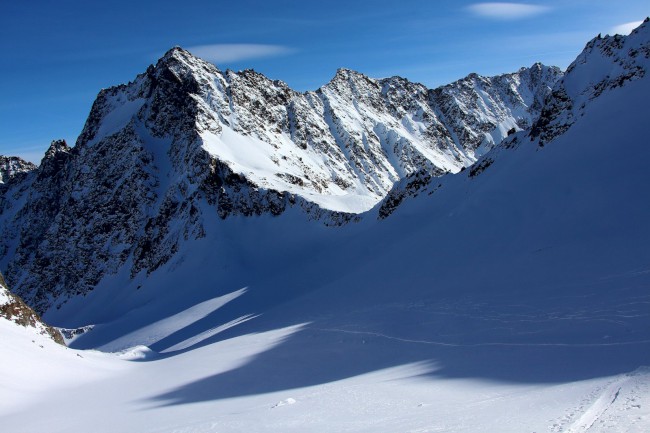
163,45,191,58
328,67,371,83
521,61,545,71
530,18,650,145
377,19,650,218
44,139,70,156
155,45,209,69
0,155,36,184
0,43,562,313
74,46,561,213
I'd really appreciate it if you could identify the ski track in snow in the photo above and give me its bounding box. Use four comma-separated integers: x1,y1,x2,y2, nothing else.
551,368,650,433
313,327,650,348
563,377,626,432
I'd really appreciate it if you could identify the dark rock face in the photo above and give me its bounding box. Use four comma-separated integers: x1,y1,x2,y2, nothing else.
531,22,650,146
529,87,574,145
0,156,37,185
375,20,650,220
0,47,562,315
377,169,438,220
431,63,562,152
0,271,65,345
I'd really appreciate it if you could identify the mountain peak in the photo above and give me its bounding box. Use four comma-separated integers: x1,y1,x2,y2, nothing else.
160,45,194,62
328,67,373,85
152,45,219,78
631,16,650,36
335,67,361,75
0,155,37,184
526,61,546,72
44,139,70,158
0,47,564,312
38,139,71,176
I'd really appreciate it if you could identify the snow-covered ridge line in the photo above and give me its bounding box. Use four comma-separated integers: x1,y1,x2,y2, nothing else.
376,19,650,219
0,43,561,313
76,45,561,214
531,17,650,145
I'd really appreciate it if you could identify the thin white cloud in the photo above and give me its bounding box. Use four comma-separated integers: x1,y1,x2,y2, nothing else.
609,20,644,35
467,3,550,20
185,44,293,63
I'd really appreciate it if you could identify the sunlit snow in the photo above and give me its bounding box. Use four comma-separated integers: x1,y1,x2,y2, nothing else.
1,20,649,433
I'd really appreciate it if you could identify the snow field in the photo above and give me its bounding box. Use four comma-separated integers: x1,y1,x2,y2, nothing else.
1,20,649,433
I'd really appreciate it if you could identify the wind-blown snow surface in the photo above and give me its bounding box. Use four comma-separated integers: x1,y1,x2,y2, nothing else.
2,22,650,433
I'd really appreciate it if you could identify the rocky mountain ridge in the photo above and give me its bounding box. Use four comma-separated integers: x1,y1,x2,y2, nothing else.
376,19,650,218
0,156,36,185
0,45,562,314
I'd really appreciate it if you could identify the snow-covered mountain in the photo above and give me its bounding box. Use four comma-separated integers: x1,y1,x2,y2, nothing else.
0,19,649,433
378,19,650,218
0,156,36,185
0,49,560,314
1,18,649,433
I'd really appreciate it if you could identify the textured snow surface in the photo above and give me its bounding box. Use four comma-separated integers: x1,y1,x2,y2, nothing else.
201,126,378,213
0,290,10,305
1,19,649,433
0,319,120,416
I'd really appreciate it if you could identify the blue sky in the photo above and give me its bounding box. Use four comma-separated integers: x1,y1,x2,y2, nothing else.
1,1,648,163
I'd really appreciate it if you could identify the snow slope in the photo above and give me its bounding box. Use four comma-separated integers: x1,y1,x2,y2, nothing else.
0,49,560,314
0,319,120,416
0,271,64,344
1,19,650,433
